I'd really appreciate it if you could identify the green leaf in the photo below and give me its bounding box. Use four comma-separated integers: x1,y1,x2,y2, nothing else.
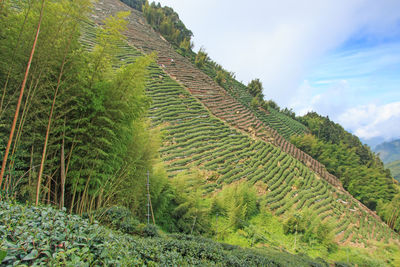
0,250,7,262
22,249,38,261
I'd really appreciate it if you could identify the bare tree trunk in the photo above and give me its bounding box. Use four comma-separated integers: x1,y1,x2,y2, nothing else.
0,0,45,190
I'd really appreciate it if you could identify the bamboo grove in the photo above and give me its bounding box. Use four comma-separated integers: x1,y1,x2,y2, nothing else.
0,0,157,215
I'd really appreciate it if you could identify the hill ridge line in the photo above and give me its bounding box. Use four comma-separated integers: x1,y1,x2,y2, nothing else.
93,0,382,222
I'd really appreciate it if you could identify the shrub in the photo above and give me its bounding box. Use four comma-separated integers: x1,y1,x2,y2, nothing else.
195,48,208,68
0,201,335,266
95,206,140,234
215,70,225,85
283,213,306,234
283,210,336,250
142,224,160,237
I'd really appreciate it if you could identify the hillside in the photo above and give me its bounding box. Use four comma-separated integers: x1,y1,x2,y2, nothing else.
375,139,400,164
93,0,400,248
1,0,400,265
386,160,400,182
374,139,400,181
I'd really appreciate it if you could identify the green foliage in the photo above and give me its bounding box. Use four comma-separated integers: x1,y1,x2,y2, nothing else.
0,0,91,197
0,0,164,217
195,48,208,68
283,211,336,250
169,169,211,234
261,99,280,111
291,116,396,212
179,38,193,56
283,213,306,234
377,190,400,232
299,112,376,164
215,69,225,85
212,183,259,229
141,1,193,47
247,78,264,99
0,250,6,263
1,200,336,266
142,224,160,237
95,206,141,234
120,0,146,11
250,96,260,109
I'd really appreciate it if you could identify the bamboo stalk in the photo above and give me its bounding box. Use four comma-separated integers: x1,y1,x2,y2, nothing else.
0,0,45,190
36,21,72,206
60,119,66,209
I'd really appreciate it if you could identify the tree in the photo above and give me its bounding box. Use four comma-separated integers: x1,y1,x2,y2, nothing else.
247,78,264,99
215,70,225,85
212,182,258,229
195,48,208,68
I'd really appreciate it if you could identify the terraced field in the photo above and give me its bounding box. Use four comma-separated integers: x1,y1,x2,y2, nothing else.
145,61,398,245
93,0,345,191
89,0,400,246
197,60,308,139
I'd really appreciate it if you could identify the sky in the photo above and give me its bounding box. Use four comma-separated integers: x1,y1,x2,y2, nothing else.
156,0,400,147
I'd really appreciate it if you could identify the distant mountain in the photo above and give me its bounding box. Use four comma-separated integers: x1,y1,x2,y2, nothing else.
386,160,400,182
374,139,400,164
360,136,385,150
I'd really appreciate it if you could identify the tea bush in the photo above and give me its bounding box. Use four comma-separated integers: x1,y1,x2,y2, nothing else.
0,201,336,266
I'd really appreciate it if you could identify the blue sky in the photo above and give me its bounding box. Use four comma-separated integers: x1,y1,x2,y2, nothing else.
156,0,400,147
298,37,400,146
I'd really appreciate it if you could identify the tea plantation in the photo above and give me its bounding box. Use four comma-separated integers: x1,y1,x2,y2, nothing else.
0,201,339,266
86,2,399,247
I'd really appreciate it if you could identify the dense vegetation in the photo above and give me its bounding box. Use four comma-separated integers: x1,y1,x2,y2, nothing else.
0,0,168,218
292,113,395,209
291,113,400,231
142,52,398,251
1,0,400,265
141,1,193,48
120,0,146,11
120,0,194,51
0,200,341,266
157,0,399,234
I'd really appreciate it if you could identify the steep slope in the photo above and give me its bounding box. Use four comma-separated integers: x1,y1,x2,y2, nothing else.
91,0,399,247
94,0,340,189
190,54,309,140
143,63,396,245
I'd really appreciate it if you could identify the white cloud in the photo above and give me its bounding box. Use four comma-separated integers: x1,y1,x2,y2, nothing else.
156,0,400,107
290,79,353,117
156,0,400,142
337,102,400,140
